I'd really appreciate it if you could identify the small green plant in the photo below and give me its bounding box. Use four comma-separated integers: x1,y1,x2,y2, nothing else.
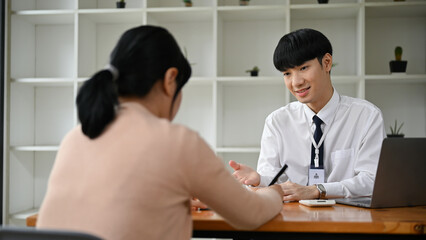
389,119,404,135
246,66,259,76
183,0,192,7
116,0,126,8
395,46,403,61
246,66,259,73
240,0,250,6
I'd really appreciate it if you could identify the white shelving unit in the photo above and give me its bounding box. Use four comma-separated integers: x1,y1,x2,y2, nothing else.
3,0,426,225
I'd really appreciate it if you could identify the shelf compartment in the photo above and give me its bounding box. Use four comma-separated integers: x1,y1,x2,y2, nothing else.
366,2,426,18
365,82,426,137
11,13,75,78
10,84,75,146
290,8,360,76
12,0,76,11
78,0,144,9
217,7,287,77
147,0,214,8
216,82,287,148
365,15,426,75
147,10,214,77
8,151,56,220
77,12,143,77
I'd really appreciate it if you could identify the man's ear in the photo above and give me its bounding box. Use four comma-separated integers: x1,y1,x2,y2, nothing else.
162,67,178,97
322,53,333,73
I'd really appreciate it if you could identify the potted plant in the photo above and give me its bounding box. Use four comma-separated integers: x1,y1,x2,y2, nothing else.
116,0,126,8
240,0,250,6
389,46,407,73
246,66,259,76
387,120,404,138
183,0,192,7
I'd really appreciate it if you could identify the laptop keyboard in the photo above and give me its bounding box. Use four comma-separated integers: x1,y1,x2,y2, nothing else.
352,199,371,205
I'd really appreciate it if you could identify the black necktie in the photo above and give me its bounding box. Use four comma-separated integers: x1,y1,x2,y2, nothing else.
311,115,324,169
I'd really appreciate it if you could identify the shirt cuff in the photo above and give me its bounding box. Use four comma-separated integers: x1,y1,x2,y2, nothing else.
322,182,345,198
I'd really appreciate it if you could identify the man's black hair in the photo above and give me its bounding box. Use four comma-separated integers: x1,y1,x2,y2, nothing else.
273,28,332,72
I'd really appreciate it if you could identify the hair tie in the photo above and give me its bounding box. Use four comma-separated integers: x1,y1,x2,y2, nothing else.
104,64,119,81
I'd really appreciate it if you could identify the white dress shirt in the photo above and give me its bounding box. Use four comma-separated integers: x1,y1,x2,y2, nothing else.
257,89,386,198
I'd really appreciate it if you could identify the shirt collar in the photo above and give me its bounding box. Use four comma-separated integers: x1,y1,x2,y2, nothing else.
303,88,340,126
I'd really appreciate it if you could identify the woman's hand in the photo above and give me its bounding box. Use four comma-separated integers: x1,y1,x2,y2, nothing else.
191,198,208,211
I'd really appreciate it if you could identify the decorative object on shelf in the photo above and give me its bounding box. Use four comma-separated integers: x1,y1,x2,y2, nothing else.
387,120,404,138
394,0,406,2
317,0,329,4
389,46,407,73
116,0,126,8
183,0,192,7
240,0,250,6
246,66,259,76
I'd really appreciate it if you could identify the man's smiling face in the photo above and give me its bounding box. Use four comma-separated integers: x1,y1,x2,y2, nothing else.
282,53,333,113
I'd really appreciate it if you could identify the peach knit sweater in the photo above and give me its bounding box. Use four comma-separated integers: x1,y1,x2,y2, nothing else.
37,102,282,240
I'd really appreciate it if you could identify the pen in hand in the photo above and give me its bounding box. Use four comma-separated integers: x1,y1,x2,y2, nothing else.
268,164,288,186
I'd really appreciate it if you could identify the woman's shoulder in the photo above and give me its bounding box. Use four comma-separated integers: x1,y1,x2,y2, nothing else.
123,103,201,140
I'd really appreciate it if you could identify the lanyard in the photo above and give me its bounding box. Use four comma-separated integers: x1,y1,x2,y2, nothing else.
305,102,340,168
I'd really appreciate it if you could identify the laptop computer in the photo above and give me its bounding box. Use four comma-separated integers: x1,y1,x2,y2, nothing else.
335,138,426,208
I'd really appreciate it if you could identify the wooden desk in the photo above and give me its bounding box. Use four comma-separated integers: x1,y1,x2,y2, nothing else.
27,203,426,239
192,202,426,239
26,214,38,227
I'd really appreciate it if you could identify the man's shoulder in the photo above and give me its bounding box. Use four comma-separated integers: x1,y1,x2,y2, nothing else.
267,101,303,120
340,95,382,114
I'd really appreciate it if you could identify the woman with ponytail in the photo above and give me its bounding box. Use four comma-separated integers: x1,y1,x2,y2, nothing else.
37,25,284,240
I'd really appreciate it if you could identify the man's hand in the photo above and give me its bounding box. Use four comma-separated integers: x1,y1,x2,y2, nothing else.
279,181,320,201
229,160,261,186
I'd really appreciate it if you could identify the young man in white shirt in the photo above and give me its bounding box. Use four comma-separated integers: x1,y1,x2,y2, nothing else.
230,28,386,201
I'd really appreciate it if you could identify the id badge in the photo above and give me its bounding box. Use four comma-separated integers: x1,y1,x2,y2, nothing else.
308,168,325,185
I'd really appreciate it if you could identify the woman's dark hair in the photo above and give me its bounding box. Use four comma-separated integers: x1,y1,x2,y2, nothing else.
273,28,332,72
77,25,191,139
